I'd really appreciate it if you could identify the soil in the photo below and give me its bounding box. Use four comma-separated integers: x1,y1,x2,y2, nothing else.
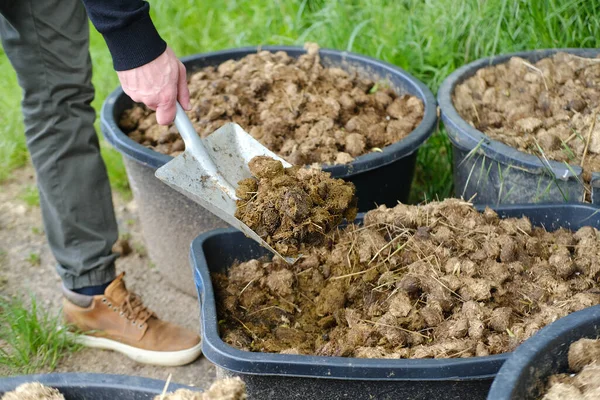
214,199,600,359
541,338,600,399
0,167,214,388
235,156,357,256
119,43,424,166
157,377,246,400
454,52,600,182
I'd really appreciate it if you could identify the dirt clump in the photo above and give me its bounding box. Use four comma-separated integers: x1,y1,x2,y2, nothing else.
235,156,357,257
454,52,600,180
119,44,424,165
1,383,65,400
156,378,246,400
216,199,600,359
541,338,600,399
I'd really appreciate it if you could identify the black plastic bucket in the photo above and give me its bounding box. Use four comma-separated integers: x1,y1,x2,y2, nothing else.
189,204,600,400
438,48,600,206
102,46,437,211
0,373,197,399
100,46,436,296
487,305,600,400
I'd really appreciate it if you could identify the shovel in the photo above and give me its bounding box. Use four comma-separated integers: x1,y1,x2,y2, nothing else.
155,103,298,263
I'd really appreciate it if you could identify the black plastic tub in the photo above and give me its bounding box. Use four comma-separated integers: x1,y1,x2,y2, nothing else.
189,204,600,400
0,373,197,399
100,46,436,295
438,48,600,206
487,305,600,400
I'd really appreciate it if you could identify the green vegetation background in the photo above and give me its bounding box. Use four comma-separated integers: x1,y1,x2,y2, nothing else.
1,0,599,200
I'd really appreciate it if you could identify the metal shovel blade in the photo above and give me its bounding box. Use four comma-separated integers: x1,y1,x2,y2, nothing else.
154,115,297,263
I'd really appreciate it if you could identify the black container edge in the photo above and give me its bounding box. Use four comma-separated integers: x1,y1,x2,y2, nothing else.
487,304,600,400
0,373,195,394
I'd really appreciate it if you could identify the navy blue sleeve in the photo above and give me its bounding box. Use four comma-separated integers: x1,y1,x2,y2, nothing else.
80,0,167,71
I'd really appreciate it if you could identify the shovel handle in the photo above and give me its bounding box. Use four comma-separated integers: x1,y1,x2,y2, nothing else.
173,102,238,198
174,102,219,178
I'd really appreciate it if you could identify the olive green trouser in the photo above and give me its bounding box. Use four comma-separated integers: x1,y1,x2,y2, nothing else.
0,0,118,289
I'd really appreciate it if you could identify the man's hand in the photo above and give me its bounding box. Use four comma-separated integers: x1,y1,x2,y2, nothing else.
117,47,190,125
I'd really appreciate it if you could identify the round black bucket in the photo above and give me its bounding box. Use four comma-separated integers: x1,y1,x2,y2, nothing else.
0,373,198,399
438,48,600,206
189,203,600,400
487,305,600,400
101,45,437,211
100,46,436,296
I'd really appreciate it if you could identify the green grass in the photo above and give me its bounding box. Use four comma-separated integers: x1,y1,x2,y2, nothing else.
19,185,40,207
0,297,81,375
100,144,132,199
2,0,600,201
26,252,41,266
0,53,27,182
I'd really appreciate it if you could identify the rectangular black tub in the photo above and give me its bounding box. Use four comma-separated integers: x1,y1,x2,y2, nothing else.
190,204,600,400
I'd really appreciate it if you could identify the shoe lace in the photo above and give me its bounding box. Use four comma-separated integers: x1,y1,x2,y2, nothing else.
121,293,154,324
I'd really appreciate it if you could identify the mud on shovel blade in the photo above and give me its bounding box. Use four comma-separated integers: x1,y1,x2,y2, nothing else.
155,103,298,263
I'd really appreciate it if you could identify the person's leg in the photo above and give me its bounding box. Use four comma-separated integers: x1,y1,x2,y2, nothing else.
0,0,202,366
0,0,118,290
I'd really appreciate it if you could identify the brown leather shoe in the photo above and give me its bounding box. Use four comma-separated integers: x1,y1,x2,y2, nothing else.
63,272,201,366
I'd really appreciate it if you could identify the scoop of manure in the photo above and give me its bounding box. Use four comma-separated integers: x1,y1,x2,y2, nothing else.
235,156,358,257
